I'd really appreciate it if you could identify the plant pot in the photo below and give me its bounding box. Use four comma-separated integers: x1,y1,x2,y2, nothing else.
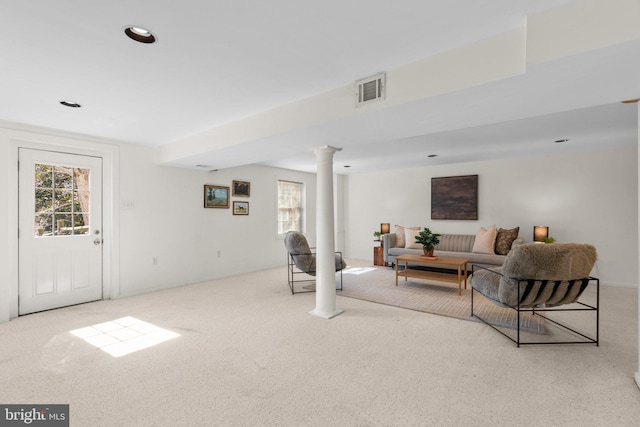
423,248,434,257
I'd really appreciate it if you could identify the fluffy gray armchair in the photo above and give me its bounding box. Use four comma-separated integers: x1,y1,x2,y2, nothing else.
284,231,346,294
471,243,599,346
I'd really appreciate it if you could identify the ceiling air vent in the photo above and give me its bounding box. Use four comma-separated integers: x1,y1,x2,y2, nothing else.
355,73,385,107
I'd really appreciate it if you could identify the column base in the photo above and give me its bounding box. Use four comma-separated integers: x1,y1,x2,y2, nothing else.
308,307,344,319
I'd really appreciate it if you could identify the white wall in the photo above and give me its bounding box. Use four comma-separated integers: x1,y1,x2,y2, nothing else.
118,143,317,297
0,125,317,321
2,123,636,323
343,146,638,287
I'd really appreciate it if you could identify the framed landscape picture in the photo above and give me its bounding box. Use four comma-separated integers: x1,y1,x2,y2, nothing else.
233,201,249,215
204,185,230,208
431,175,478,220
232,180,250,197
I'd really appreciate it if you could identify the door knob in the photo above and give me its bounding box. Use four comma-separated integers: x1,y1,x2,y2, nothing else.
93,238,103,245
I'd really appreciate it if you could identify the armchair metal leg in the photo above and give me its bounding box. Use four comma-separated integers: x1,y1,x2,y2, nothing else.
287,252,345,295
471,279,599,347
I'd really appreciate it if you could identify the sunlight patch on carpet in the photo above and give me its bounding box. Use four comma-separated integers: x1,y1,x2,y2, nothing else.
343,267,377,275
70,316,180,358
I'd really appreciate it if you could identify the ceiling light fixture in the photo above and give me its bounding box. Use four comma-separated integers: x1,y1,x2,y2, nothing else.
621,98,639,104
60,101,81,108
344,165,351,168
554,139,570,143
427,154,438,158
124,26,157,44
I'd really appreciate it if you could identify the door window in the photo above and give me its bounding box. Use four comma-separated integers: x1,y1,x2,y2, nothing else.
34,163,91,237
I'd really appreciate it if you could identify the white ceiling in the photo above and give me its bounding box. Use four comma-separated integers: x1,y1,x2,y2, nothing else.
1,0,638,174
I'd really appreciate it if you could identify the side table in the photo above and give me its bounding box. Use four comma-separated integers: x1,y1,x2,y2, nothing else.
373,240,386,266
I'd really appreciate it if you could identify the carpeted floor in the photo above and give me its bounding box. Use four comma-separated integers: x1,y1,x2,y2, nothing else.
0,259,637,426
338,263,545,334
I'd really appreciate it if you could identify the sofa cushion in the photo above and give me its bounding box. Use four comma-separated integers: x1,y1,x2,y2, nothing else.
494,226,520,255
472,225,497,254
404,228,422,249
463,252,507,266
388,247,424,258
435,234,475,252
394,225,419,248
386,233,508,269
435,250,506,266
388,247,506,268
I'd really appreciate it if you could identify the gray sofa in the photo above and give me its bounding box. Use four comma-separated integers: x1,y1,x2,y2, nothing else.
382,232,523,270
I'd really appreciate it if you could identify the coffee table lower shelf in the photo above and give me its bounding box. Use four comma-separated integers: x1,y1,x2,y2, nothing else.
395,254,468,295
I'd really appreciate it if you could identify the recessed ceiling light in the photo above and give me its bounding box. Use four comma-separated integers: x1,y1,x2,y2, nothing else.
124,26,157,44
344,165,351,168
621,98,639,104
427,154,438,158
554,139,570,143
60,101,81,108
131,27,150,36
195,164,213,169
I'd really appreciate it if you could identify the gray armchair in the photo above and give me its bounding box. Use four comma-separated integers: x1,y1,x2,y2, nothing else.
284,231,346,294
471,243,599,347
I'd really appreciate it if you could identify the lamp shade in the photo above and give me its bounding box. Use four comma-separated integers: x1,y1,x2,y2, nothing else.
533,226,549,242
380,223,390,234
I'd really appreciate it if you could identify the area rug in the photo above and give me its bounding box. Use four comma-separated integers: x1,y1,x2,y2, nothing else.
338,265,545,334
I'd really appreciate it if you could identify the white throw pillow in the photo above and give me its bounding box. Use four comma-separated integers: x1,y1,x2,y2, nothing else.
405,228,422,249
394,225,419,248
472,225,497,254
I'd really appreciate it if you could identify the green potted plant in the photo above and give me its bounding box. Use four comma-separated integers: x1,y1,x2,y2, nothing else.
543,236,556,244
373,231,381,241
415,228,441,257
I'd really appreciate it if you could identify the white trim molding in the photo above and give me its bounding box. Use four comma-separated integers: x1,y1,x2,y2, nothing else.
0,125,121,321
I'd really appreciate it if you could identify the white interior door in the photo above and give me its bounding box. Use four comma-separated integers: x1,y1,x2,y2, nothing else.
18,148,103,315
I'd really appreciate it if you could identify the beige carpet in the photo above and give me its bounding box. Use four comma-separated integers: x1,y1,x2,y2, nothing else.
338,264,545,333
0,262,637,426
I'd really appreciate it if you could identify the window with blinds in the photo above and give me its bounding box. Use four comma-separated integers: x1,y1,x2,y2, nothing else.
277,180,304,235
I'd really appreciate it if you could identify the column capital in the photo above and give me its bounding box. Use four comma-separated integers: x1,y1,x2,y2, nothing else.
313,145,343,157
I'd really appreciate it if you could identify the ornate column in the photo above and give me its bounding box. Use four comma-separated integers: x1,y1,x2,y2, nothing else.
309,145,343,319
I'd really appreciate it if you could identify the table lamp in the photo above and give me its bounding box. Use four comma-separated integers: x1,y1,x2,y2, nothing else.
533,226,549,242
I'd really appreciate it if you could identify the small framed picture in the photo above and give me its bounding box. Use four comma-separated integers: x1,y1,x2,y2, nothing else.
204,185,230,208
233,201,249,215
232,180,250,197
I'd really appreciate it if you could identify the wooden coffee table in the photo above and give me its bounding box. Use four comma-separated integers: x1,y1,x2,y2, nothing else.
395,254,468,295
